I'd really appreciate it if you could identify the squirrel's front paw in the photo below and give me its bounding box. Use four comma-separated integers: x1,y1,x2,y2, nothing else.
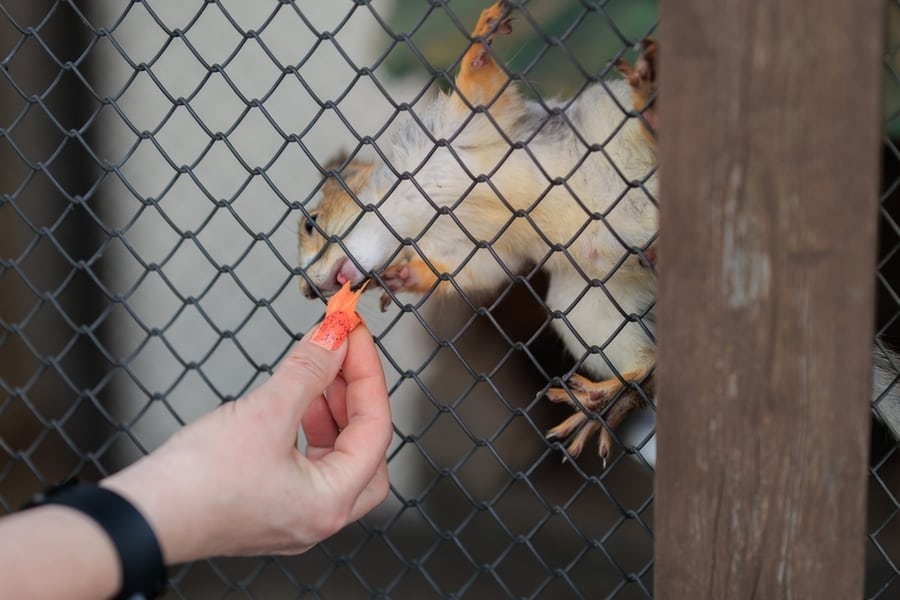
376,263,412,312
380,263,415,292
375,259,442,310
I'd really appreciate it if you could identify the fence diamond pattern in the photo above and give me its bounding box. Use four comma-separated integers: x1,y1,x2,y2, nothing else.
0,1,897,598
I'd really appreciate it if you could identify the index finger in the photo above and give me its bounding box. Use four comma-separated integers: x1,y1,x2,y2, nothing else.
320,325,392,486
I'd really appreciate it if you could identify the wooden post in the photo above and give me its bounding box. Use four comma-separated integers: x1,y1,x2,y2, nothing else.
655,1,884,598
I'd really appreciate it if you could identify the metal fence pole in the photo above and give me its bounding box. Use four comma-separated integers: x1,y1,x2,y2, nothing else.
655,1,884,598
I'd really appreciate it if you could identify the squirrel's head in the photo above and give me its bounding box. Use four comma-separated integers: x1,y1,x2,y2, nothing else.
298,154,398,299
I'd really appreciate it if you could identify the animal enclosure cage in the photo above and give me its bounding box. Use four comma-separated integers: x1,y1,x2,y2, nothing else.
0,1,898,598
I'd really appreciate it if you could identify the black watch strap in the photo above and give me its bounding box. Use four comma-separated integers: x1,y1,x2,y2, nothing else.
27,480,167,600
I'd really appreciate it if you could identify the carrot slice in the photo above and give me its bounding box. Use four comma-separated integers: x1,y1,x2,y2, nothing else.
309,281,366,350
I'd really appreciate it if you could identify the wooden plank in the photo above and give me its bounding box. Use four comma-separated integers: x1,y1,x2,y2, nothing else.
654,1,884,598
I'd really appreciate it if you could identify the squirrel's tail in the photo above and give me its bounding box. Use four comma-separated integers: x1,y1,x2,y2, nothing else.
873,342,900,440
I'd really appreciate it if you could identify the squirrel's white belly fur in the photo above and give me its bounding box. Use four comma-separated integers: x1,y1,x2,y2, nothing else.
392,80,658,378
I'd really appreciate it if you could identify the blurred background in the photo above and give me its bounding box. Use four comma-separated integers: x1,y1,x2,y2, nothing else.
0,1,897,598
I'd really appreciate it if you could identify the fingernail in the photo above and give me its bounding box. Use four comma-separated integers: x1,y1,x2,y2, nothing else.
308,312,351,351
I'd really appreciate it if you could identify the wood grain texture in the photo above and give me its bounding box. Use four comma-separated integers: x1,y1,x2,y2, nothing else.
654,1,884,598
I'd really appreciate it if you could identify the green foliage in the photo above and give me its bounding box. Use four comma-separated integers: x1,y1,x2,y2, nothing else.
382,0,657,96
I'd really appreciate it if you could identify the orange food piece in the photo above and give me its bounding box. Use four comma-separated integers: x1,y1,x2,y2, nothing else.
326,281,365,327
309,282,365,350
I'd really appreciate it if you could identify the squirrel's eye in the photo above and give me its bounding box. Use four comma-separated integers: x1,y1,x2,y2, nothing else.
304,214,318,235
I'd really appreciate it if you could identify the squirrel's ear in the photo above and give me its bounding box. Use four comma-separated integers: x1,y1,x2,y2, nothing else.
322,151,349,174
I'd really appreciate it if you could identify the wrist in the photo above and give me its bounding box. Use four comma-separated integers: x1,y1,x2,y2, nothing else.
102,453,210,565
23,480,167,599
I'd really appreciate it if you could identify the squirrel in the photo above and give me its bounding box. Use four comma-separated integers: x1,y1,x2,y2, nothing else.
298,0,900,464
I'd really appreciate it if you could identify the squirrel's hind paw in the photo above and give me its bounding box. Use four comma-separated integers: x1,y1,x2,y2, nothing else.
466,1,514,71
615,37,658,139
544,370,650,465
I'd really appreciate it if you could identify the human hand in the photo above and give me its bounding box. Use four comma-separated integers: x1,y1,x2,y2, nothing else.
103,323,392,564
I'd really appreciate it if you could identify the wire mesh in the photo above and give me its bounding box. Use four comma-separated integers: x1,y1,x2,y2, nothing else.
0,1,896,598
868,5,900,598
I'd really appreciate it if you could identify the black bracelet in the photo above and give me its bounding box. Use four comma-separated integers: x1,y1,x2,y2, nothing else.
25,479,168,600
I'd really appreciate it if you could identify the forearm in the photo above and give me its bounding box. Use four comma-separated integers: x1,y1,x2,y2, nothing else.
0,505,120,599
0,459,209,600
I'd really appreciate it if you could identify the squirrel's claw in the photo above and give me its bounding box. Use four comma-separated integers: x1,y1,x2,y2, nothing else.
543,369,651,464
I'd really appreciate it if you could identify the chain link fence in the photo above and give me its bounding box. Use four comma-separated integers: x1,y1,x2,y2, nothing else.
0,1,898,598
870,4,900,595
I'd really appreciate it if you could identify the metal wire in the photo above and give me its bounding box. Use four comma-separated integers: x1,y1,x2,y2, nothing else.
0,1,896,598
869,6,900,597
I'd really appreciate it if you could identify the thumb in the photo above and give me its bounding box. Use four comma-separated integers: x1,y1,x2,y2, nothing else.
266,321,349,420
